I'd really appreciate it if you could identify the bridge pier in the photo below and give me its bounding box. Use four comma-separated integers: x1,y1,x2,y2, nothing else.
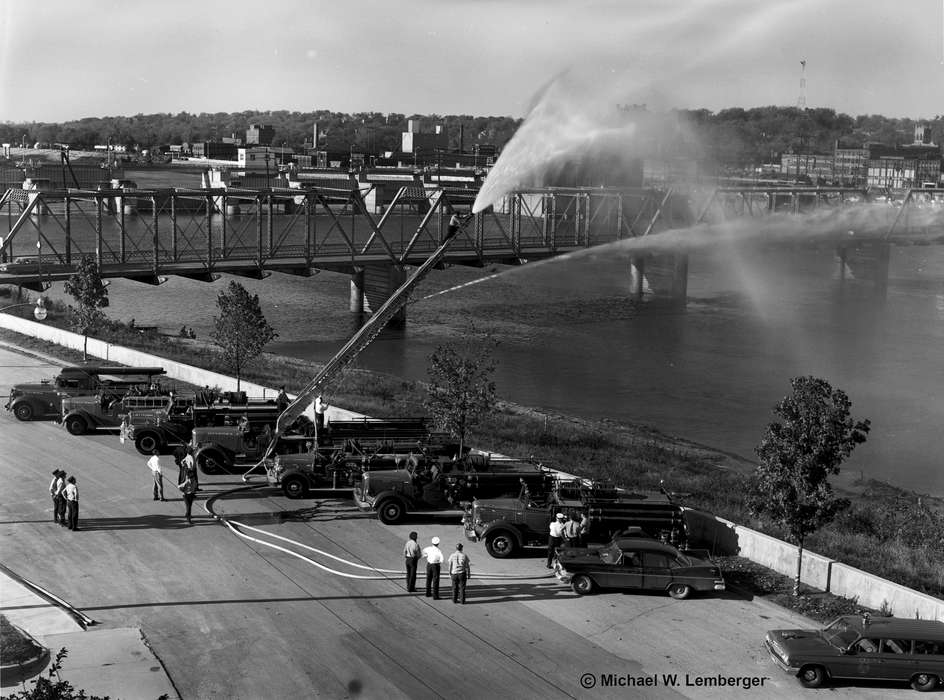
350,268,365,313
630,253,689,306
350,263,408,326
837,242,890,296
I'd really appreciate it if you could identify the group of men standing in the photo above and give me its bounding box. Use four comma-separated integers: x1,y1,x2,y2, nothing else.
404,532,472,604
547,512,588,568
48,469,79,530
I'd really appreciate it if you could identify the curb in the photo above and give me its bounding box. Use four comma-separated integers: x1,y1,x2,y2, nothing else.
0,338,72,368
0,622,50,688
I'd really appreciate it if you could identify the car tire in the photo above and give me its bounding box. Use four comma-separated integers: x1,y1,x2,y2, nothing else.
798,665,827,689
377,499,405,524
484,531,517,558
911,673,939,692
13,403,33,421
135,432,161,455
571,574,595,596
282,475,308,500
667,583,692,600
65,416,87,435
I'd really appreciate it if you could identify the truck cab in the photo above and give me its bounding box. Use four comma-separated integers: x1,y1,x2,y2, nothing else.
268,448,417,498
354,455,550,524
6,365,166,421
191,411,309,474
61,390,188,436
126,397,281,456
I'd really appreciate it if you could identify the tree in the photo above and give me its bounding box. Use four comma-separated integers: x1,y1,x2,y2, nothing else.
211,281,277,391
750,376,871,596
63,256,109,361
424,326,497,455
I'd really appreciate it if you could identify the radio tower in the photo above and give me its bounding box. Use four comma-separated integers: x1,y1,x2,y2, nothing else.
797,59,807,109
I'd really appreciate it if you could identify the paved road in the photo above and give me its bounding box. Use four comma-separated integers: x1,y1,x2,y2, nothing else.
0,346,913,699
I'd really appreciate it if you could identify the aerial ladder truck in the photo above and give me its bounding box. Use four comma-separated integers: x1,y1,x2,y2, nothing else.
243,210,472,481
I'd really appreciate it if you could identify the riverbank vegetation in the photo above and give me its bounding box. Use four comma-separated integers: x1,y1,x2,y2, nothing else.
1,313,941,601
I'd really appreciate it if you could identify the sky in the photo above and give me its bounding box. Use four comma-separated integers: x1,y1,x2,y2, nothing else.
1,0,943,123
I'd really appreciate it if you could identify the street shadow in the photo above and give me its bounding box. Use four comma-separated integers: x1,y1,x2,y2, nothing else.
216,506,374,526
75,514,215,531
77,581,573,611
443,581,571,605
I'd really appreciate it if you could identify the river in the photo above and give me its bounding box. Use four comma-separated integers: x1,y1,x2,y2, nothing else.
43,168,944,496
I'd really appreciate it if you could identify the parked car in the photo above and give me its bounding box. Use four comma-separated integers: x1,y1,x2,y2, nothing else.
554,537,725,599
765,614,944,691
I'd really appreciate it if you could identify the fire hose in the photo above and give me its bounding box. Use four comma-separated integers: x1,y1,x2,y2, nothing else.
204,485,555,581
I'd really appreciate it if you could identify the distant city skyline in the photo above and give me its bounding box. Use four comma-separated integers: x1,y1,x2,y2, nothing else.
2,0,943,123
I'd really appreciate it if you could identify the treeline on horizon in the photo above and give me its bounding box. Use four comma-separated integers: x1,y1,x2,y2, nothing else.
2,106,942,167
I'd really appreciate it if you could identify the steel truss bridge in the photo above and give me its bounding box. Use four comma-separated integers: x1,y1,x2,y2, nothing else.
1,182,941,295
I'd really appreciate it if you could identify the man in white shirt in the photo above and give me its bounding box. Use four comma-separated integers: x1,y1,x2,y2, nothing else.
314,395,328,431
546,513,566,568
422,536,444,599
447,543,472,604
147,450,165,501
63,476,79,531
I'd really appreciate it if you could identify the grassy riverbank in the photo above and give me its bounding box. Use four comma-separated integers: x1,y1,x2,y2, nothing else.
2,310,941,602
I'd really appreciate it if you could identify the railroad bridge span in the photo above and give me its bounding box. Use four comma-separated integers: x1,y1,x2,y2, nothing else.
1,183,941,323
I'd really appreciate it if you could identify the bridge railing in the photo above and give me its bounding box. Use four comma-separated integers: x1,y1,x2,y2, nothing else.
0,185,668,279
9,184,932,283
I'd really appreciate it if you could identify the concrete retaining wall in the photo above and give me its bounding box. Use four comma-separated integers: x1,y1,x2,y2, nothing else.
830,561,944,621
3,313,940,620
685,508,943,621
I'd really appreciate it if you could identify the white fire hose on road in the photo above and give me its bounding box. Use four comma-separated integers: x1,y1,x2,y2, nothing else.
206,485,555,581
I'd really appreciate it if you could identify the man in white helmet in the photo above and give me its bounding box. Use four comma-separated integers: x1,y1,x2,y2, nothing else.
546,513,566,568
422,536,444,599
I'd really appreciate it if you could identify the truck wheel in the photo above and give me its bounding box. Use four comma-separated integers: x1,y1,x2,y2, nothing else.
798,665,827,689
135,433,162,455
667,583,692,600
911,673,939,692
13,403,33,421
571,575,595,596
377,499,405,524
282,475,308,499
197,452,225,475
65,416,87,435
484,531,517,558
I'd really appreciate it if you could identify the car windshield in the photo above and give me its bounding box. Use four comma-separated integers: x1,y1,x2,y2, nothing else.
598,545,622,564
821,618,858,649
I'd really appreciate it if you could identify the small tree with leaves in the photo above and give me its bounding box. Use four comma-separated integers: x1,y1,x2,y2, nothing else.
63,256,109,361
750,376,870,596
211,281,277,391
425,326,497,455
